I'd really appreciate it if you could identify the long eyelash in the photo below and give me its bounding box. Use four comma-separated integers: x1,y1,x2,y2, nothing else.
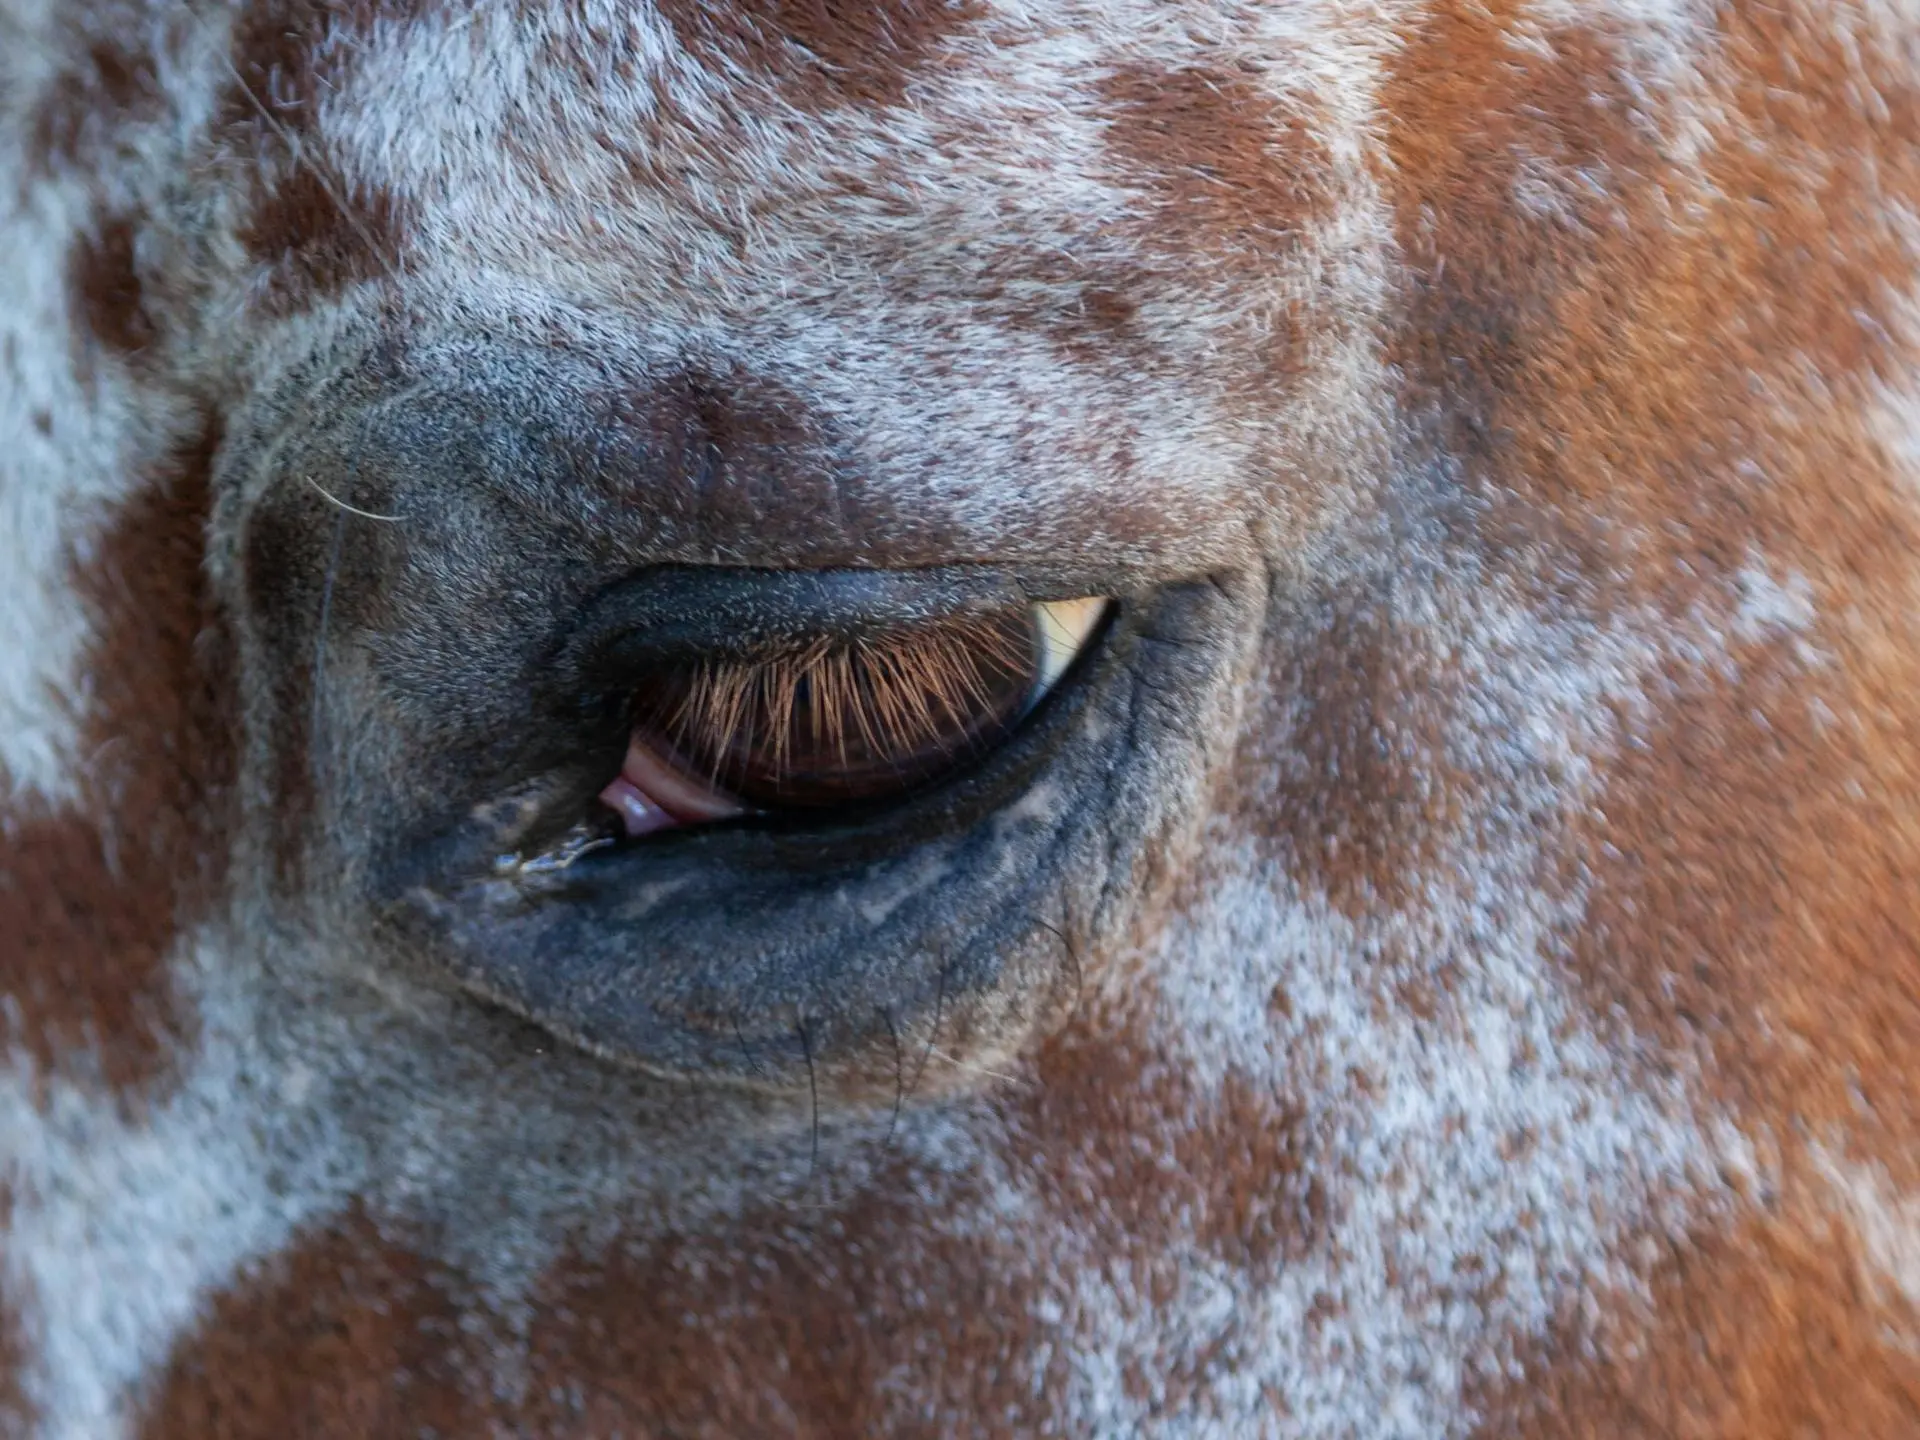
652,615,1031,789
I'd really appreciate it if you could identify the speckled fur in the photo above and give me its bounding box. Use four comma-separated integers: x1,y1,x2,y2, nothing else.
5,1,1920,1436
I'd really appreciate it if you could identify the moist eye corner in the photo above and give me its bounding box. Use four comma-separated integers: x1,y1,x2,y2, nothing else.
495,811,623,877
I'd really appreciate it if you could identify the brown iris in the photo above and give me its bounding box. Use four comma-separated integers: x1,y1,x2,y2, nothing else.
626,609,1044,809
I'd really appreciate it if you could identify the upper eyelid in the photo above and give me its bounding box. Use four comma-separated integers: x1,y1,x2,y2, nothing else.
557,564,1091,691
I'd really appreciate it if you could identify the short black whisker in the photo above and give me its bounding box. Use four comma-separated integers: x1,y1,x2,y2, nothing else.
731,1013,766,1080
906,961,947,1107
880,1006,907,1152
796,1009,821,1186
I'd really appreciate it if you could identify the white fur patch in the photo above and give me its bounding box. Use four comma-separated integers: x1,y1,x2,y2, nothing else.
0,177,131,809
1816,1148,1920,1317
0,2,218,810
1733,562,1816,642
1017,575,1739,1437
1,935,328,1440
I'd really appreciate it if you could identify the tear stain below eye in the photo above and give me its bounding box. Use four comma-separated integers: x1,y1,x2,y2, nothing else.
598,735,747,837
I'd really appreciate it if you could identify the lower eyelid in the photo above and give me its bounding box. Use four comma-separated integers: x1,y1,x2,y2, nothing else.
616,737,748,822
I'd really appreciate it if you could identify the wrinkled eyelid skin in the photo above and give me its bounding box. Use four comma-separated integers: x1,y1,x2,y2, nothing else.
378,579,1244,1087
222,359,1265,1092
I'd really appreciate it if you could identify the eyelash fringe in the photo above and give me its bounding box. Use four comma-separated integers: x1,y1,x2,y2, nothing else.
643,613,1035,790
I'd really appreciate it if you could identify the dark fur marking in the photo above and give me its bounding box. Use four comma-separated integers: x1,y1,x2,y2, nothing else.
658,0,984,111
140,1207,484,1440
70,216,156,357
585,369,972,568
26,29,170,176
0,420,236,1096
1101,62,1333,258
239,164,407,316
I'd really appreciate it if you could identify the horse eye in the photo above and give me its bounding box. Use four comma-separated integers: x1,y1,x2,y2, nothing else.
598,598,1109,832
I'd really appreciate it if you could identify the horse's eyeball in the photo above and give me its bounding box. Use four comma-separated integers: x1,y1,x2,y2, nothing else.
597,598,1110,831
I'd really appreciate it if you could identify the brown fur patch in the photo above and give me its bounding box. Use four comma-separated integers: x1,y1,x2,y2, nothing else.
1470,1192,1920,1437
142,1169,1055,1437
139,1006,1324,1433
69,215,156,358
1378,0,1920,1406
26,29,171,176
1240,593,1466,916
1383,0,1920,1135
240,164,406,316
659,0,984,112
1383,2,1920,596
1380,1,1650,498
1016,1020,1329,1290
1561,586,1920,1166
141,1207,485,1440
1100,63,1332,261
220,0,417,318
0,421,237,1095
221,0,425,136
514,1194,1049,1436
1091,61,1327,407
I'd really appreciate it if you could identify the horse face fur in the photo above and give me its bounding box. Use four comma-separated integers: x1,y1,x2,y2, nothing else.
6,3,1920,1436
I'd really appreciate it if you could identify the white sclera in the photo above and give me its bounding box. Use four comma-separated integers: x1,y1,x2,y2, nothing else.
1032,597,1109,699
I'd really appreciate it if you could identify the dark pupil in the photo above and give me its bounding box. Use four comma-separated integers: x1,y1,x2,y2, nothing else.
627,610,1039,809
